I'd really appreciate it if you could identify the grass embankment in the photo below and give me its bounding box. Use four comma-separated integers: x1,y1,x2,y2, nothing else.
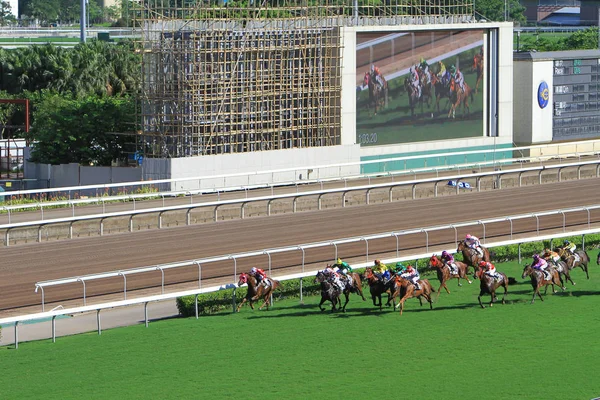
2,254,600,399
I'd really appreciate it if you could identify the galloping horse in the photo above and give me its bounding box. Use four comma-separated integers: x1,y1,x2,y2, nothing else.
404,77,421,118
521,265,565,304
428,254,472,300
364,267,393,310
431,73,451,114
391,275,434,316
457,240,491,274
556,246,590,280
364,72,388,116
475,266,508,308
472,53,484,94
448,78,474,119
236,272,280,312
314,271,342,312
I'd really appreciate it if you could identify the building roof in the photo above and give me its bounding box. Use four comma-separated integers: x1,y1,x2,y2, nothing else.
514,49,600,61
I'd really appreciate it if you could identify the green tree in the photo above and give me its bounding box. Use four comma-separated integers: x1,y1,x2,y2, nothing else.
475,0,525,24
28,93,136,165
0,1,16,25
561,27,599,50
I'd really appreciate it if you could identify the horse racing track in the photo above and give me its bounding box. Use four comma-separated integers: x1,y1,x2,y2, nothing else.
2,256,600,400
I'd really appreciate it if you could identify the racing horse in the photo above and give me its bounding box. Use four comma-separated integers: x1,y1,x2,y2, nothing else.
363,71,388,116
236,272,280,312
431,73,451,115
448,77,474,119
314,271,343,312
427,254,472,300
475,265,508,308
456,240,491,274
391,275,434,316
472,52,484,94
521,264,565,304
364,267,393,310
404,76,422,118
556,246,590,280
542,250,576,286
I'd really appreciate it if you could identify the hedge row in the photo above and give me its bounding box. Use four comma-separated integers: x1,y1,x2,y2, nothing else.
177,234,600,316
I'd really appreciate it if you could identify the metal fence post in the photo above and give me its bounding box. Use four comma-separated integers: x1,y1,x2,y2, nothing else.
518,243,522,263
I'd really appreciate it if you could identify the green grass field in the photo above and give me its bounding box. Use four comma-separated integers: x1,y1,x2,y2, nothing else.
2,255,600,399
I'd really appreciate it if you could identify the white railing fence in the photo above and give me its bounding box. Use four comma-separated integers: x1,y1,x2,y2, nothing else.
3,159,600,246
2,226,599,349
33,203,600,311
4,139,600,201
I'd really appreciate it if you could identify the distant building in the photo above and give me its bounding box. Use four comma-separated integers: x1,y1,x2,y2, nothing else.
520,0,599,25
7,0,18,18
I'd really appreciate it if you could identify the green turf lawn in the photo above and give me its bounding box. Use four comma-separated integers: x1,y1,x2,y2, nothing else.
2,254,600,400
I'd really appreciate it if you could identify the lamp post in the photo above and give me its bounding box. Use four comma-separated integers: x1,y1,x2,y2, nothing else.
80,0,86,43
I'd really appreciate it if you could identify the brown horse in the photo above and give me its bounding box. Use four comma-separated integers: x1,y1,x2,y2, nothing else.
457,240,491,273
431,73,451,114
556,246,590,280
472,53,484,94
475,266,508,308
314,271,343,312
364,267,393,310
448,78,473,119
428,254,472,300
391,276,434,316
521,265,565,304
236,272,280,312
364,71,388,116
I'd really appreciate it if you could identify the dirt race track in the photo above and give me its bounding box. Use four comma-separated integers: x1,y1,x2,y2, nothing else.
2,178,600,315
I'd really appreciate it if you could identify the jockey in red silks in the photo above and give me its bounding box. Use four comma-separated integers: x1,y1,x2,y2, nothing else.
250,267,270,287
441,250,457,274
480,261,500,280
531,254,551,280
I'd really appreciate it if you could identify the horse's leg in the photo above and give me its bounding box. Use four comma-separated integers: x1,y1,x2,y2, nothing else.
583,263,590,279
342,292,350,313
318,296,327,312
478,291,485,309
236,297,248,312
377,294,383,311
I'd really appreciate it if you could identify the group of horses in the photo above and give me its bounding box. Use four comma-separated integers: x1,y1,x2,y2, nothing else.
235,239,593,315
363,71,389,116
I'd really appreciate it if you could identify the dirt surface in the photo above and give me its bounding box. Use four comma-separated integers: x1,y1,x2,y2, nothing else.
2,178,600,316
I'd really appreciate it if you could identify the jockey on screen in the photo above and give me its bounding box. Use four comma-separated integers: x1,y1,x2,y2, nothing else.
441,250,458,275
531,254,551,280
371,64,385,89
465,234,483,256
450,65,465,91
419,57,431,84
437,60,449,85
409,66,421,98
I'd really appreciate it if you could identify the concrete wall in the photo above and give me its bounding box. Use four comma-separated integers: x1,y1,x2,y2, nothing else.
164,145,361,191
530,61,554,144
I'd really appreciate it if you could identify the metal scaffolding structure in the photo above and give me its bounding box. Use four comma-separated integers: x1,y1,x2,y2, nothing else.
134,0,475,158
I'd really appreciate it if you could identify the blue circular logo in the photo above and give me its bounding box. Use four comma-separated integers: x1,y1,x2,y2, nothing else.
538,81,549,109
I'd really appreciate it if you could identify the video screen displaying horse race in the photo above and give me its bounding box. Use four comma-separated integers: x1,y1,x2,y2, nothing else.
356,30,486,146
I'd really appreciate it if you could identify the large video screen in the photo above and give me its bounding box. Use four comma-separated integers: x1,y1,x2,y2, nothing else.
356,30,486,146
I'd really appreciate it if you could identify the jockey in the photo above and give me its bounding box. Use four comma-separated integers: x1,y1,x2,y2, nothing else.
437,60,450,85
322,265,344,291
479,261,500,280
419,57,431,84
371,64,384,89
532,254,551,280
334,258,352,275
374,259,391,282
394,262,407,275
465,234,483,256
450,65,465,91
543,248,561,266
563,240,577,255
250,267,270,287
441,250,458,274
409,66,421,98
400,265,420,291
